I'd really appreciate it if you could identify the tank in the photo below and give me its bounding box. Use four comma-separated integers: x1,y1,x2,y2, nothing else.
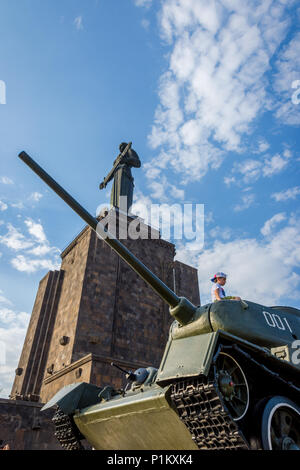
18,151,300,450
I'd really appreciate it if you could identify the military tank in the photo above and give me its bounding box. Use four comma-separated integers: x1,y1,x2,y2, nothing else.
18,151,300,450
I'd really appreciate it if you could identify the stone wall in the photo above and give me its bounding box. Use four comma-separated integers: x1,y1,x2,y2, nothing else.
0,398,61,450
44,227,92,377
174,260,200,306
10,270,63,401
74,229,176,367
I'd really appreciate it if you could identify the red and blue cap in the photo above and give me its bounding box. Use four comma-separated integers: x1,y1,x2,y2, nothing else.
211,272,227,282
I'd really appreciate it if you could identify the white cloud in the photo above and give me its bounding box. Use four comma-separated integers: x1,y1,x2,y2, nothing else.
283,148,292,159
261,212,286,236
27,244,55,256
74,15,83,30
29,192,43,202
0,219,60,273
0,290,30,398
131,191,153,223
209,226,232,240
234,159,262,183
141,18,150,30
205,210,214,225
0,223,33,251
0,320,30,398
176,214,300,306
256,139,270,153
0,307,18,325
134,0,152,8
24,218,47,243
0,176,13,185
0,290,12,306
0,200,8,211
273,31,300,125
231,149,292,184
234,193,255,212
11,202,24,210
10,255,60,273
170,184,185,200
146,175,185,201
271,186,300,202
224,176,236,186
262,153,289,176
143,0,293,186
148,179,168,201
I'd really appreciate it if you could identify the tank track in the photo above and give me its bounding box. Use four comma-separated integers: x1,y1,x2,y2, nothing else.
52,407,84,450
171,376,249,450
51,343,299,451
170,342,300,450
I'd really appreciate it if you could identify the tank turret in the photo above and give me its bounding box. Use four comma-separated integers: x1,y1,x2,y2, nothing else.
18,151,300,451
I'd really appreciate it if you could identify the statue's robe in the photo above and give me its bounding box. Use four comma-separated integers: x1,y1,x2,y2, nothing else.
109,148,141,212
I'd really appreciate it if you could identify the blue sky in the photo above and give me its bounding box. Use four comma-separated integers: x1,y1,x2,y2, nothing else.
0,0,300,397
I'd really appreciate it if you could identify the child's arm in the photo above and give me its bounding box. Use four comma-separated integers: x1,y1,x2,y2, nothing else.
214,287,223,301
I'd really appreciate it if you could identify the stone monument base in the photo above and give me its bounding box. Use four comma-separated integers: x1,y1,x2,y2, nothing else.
0,398,61,450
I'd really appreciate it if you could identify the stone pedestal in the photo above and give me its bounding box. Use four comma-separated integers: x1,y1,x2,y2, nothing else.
0,398,62,450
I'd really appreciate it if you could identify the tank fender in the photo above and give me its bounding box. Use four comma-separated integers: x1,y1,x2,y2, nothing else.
156,332,219,383
41,382,103,415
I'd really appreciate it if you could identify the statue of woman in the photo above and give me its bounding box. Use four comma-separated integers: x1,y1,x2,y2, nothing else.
100,142,141,212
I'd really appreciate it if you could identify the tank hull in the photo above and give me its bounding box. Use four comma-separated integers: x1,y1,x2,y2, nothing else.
69,327,299,450
73,384,197,450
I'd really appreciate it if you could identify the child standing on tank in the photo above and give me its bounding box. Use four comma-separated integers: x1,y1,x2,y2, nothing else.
211,272,241,302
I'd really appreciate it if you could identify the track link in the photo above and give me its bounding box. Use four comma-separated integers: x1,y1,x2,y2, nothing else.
52,408,84,450
171,376,249,450
171,342,300,450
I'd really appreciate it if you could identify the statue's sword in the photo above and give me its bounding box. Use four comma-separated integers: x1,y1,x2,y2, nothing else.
99,141,132,189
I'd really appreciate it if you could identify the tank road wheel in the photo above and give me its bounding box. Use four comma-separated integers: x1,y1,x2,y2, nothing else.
215,352,249,421
261,396,300,450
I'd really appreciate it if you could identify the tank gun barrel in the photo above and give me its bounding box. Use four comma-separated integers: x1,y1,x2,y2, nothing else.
18,151,196,325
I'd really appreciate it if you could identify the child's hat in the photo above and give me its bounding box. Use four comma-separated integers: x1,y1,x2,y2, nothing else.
211,272,227,282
